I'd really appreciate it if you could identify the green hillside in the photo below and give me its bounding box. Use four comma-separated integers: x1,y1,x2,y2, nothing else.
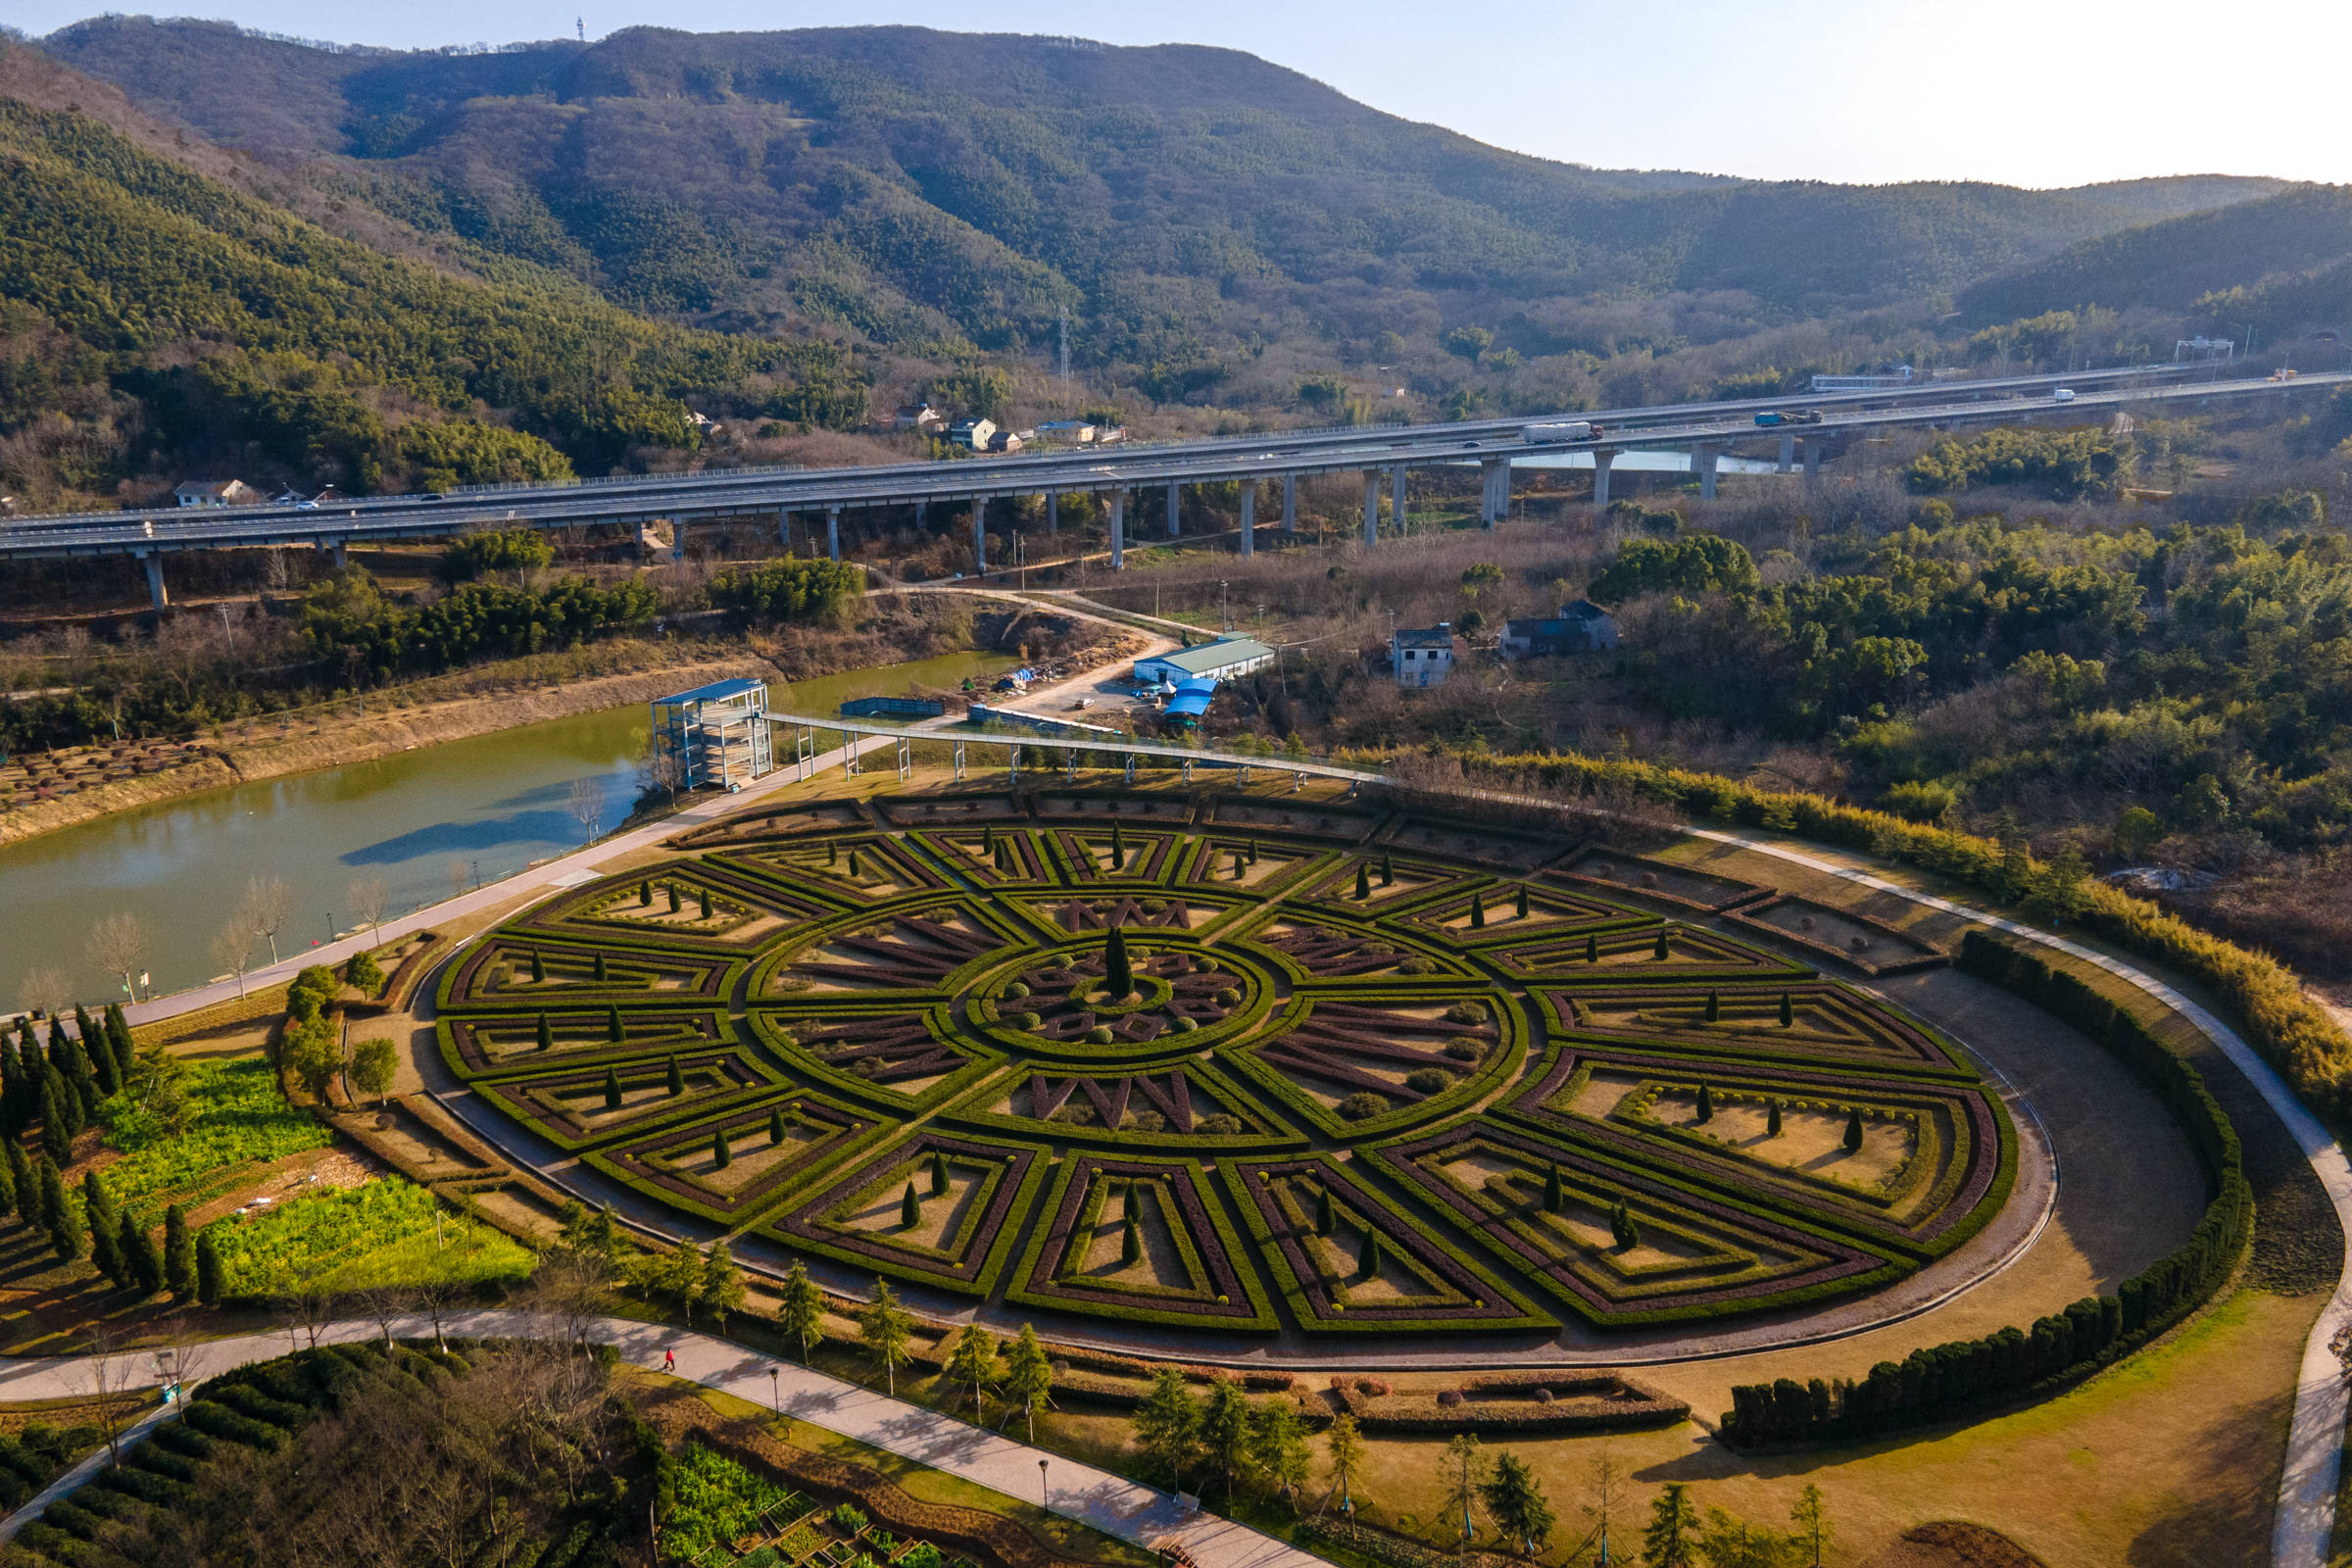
1957,184,2352,322
38,19,2283,382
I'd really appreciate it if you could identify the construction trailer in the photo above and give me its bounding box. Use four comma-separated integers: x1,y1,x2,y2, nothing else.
650,677,773,791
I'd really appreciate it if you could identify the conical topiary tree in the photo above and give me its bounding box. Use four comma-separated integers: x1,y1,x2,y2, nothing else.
1122,1208,1142,1266
639,879,653,906
1587,934,1599,963
930,1151,950,1197
607,1004,623,1043
196,1228,223,1307
713,1128,732,1169
666,883,681,913
1780,991,1794,1028
901,1181,922,1230
594,952,608,983
1315,1186,1336,1236
1110,820,1125,869
604,1067,622,1110
1610,1200,1640,1251
1356,1230,1384,1279
769,1107,789,1145
529,951,546,984
699,887,713,920
1355,862,1371,900
164,1203,194,1301
1105,925,1134,998
666,1055,685,1096
1705,990,1720,1022
1653,928,1670,960
849,850,863,878
1470,893,1485,929
535,1012,554,1053
1767,1099,1783,1138
1696,1083,1713,1123
1232,851,1246,880
1843,1105,1865,1152
1544,1162,1564,1214
1379,851,1394,886
1515,885,1530,919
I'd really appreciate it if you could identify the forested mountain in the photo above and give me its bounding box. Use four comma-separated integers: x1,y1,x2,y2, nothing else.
1958,184,2352,322
36,18,2285,390
0,36,864,510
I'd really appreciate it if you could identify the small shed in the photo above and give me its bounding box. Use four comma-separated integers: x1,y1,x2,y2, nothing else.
173,479,260,509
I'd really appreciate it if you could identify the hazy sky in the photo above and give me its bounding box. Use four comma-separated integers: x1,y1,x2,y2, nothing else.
18,0,2345,187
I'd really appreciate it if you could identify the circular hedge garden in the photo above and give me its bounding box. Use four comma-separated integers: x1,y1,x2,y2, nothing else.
434,791,2017,1342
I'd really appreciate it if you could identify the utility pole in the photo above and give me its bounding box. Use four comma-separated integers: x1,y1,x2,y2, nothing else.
1058,308,1071,405
1220,579,1230,632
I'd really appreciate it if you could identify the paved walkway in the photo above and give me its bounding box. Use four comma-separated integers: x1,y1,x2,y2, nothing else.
0,1312,1316,1568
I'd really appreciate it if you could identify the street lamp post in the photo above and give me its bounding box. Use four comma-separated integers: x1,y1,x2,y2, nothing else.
1038,1459,1049,1509
769,1366,780,1412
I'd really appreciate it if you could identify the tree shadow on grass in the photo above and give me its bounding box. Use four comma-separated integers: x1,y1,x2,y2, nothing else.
2123,1382,2287,1567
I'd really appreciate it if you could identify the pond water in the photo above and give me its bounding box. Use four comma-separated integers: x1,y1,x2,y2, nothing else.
0,648,1013,1004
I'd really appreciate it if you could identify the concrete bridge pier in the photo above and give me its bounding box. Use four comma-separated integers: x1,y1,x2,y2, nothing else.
669,521,686,564
827,506,841,562
1480,458,1509,527
1238,484,1254,558
137,550,167,612
1591,450,1617,512
1693,443,1722,501
1391,465,1407,534
317,537,347,570
1046,493,1058,535
1281,474,1297,532
1167,479,1182,537
972,497,987,574
1109,491,1126,570
1803,440,1823,485
779,511,793,551
1361,471,1381,547
1778,432,1796,473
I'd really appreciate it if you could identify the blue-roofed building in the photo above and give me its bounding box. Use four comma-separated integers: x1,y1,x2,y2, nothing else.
1162,676,1219,725
650,677,771,791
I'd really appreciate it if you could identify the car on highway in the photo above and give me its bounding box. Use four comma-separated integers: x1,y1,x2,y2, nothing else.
2051,388,2076,403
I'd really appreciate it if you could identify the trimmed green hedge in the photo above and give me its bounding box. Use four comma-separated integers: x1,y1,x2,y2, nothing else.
1722,929,2251,1447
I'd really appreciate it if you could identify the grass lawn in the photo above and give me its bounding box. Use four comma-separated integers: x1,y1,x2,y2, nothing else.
205,1178,535,1297
679,1378,1160,1568
97,1056,333,1221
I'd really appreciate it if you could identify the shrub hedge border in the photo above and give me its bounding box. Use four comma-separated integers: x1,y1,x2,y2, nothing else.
1719,928,2252,1447
762,1129,1047,1298
1530,982,1977,1081
1002,1151,1280,1332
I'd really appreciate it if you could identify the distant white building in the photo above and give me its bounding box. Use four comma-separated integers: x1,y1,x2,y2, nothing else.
948,418,999,451
892,402,946,432
173,479,260,508
1036,419,1097,444
1393,625,1457,688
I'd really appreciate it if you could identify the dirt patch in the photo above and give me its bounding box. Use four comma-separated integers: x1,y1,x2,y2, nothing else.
1860,1521,2051,1568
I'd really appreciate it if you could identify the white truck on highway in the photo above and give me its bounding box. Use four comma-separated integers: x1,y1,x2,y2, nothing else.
1521,419,1602,443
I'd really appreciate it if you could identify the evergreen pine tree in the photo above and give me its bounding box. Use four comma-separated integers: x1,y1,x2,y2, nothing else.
4,1140,30,1224
38,1074,74,1166
1122,1208,1141,1266
530,950,546,983
1105,926,1134,997
768,1107,788,1145
1781,991,1794,1028
75,1007,117,1098
165,1203,195,1300
667,883,682,912
849,851,863,878
594,952,609,983
0,1039,24,1135
1843,1105,1865,1152
930,1151,950,1197
713,1128,732,1169
1654,927,1671,959
666,1056,685,1096
1610,1200,1640,1251
84,1172,123,1288
603,1067,622,1110
1696,1083,1713,1122
41,1161,82,1262
1315,1186,1336,1236
1379,851,1394,886
1767,1100,1783,1138
1356,1230,1383,1279
1470,893,1485,928
826,843,838,867
1110,821,1125,869
901,1181,922,1229
106,1004,135,1087
983,826,996,857
1354,862,1371,900
1704,990,1720,1022
34,1156,64,1237
607,1004,623,1042
196,1228,223,1307
1544,1162,1564,1213
700,887,713,919
122,1212,163,1296
1587,934,1599,963
1515,885,1530,919
0,1144,14,1222
640,878,654,906
536,1012,554,1053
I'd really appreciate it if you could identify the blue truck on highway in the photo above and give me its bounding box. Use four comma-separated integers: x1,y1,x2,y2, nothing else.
1753,409,1825,427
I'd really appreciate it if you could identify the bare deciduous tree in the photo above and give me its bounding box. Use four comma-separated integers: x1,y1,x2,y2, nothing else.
567,775,606,844
14,965,73,1019
86,911,151,1003
274,1281,335,1351
77,1323,149,1469
355,1282,417,1348
210,921,256,998
448,858,472,902
244,874,292,967
347,875,389,948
